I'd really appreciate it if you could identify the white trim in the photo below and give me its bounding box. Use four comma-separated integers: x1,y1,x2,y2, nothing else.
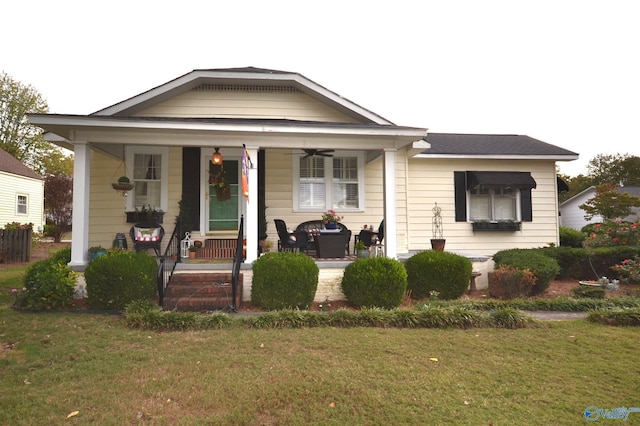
292,150,365,214
383,149,397,259
69,142,90,268
415,153,579,161
15,194,28,215
125,146,169,212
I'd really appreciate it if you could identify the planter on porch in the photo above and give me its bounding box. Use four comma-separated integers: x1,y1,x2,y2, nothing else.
472,221,521,232
126,210,164,224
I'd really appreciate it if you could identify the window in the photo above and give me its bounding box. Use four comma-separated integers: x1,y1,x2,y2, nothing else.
454,171,536,222
294,151,364,212
16,195,27,215
126,147,169,212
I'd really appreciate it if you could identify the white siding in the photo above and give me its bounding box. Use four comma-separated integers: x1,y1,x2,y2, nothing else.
136,90,359,123
0,171,44,230
406,159,560,256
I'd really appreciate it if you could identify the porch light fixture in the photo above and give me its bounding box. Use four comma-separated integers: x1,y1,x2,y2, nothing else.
211,147,223,166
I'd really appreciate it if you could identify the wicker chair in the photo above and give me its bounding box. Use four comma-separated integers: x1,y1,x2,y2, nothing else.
274,219,309,252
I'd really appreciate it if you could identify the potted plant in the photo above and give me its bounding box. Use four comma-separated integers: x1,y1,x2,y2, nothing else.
88,246,108,261
188,245,198,259
355,240,369,258
126,204,164,224
430,202,445,251
322,210,343,229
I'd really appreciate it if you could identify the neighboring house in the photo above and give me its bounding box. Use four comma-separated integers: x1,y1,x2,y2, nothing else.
0,147,44,230
28,67,578,292
559,186,640,230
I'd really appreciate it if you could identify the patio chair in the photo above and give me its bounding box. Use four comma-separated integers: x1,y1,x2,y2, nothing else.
274,219,309,253
356,220,384,256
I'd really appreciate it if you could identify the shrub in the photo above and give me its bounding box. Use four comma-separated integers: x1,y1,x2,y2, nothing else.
251,251,319,310
492,249,560,296
571,285,606,299
341,257,407,308
84,250,157,310
405,251,472,300
611,256,640,283
587,308,640,326
14,252,77,310
583,221,640,248
488,266,537,299
559,226,585,248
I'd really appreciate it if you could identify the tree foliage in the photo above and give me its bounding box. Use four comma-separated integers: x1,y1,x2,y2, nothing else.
587,153,640,186
579,183,640,221
44,172,73,242
0,71,72,176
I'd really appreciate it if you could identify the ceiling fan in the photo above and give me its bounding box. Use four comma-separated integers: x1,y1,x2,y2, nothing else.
299,149,334,158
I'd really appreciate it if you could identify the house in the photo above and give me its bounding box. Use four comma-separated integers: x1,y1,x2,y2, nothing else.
28,67,578,296
0,147,44,230
560,186,640,230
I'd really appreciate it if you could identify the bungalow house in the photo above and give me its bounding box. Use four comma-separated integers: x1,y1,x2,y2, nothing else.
28,67,578,300
560,186,640,230
0,147,44,230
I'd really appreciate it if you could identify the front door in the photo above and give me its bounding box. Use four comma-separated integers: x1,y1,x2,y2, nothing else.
208,159,239,232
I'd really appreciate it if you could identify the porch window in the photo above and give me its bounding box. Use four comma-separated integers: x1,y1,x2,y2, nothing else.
126,147,169,212
16,194,27,215
454,171,536,222
294,151,364,212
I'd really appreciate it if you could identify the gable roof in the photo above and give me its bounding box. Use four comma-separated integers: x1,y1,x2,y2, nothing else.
93,67,394,125
420,133,578,160
0,147,41,180
560,185,640,207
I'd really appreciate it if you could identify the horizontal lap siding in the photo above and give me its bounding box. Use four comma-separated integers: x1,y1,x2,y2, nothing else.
136,91,357,123
0,173,43,229
406,159,559,256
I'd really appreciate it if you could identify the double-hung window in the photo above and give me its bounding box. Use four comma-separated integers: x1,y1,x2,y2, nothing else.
454,171,536,223
126,147,169,212
16,194,28,215
294,151,364,212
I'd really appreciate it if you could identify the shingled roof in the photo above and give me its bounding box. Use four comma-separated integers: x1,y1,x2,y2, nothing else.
423,133,578,157
0,147,42,180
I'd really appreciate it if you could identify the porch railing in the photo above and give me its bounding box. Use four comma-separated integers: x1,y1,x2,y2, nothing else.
157,218,182,306
230,215,245,312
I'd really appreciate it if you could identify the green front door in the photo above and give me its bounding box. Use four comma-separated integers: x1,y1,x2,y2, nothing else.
209,160,239,231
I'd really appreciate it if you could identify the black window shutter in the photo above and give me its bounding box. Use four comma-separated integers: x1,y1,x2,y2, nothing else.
521,189,533,222
182,147,201,230
454,171,467,222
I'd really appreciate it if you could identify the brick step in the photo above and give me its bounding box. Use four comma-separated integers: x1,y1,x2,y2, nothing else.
163,272,242,312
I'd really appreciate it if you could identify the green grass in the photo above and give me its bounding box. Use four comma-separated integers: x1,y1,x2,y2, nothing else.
2,264,640,424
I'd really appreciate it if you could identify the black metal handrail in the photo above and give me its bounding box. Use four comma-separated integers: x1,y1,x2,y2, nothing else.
157,218,182,306
230,215,245,312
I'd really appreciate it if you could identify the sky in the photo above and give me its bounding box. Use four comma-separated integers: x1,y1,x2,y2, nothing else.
2,0,638,177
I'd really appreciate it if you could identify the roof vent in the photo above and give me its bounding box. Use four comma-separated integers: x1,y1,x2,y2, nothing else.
194,84,301,93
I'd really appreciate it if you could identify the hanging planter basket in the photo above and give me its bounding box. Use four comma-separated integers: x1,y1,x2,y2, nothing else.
216,186,231,201
112,179,134,192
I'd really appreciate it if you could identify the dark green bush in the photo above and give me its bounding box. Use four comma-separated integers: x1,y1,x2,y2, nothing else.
14,253,77,310
84,250,157,310
571,285,605,299
251,252,319,310
405,251,472,300
538,246,640,280
341,257,407,308
492,249,560,295
559,226,585,248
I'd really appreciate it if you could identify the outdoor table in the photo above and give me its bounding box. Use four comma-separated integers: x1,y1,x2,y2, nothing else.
315,230,349,258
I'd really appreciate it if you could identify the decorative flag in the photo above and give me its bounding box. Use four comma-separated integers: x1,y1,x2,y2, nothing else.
242,144,253,201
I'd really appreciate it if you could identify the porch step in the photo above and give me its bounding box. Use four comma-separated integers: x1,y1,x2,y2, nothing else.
163,272,242,312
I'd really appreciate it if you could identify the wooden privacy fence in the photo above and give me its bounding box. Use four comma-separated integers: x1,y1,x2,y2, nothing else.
0,228,32,262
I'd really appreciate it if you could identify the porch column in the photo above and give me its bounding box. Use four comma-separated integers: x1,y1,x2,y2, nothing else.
244,146,259,262
69,142,90,269
383,148,397,259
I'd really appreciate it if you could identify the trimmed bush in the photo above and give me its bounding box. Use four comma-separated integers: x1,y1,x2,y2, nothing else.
405,251,473,300
493,249,560,296
571,285,605,299
559,226,585,248
341,257,407,308
84,250,157,310
488,266,537,299
14,252,77,310
251,251,319,310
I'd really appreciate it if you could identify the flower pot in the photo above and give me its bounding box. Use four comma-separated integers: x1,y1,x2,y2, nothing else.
356,248,370,259
189,251,197,259
325,222,337,230
216,186,231,201
431,239,446,251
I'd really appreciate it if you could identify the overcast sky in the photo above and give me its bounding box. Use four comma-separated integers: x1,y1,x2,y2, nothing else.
3,1,638,177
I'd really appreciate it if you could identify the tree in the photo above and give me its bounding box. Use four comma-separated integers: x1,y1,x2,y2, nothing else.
0,71,71,176
44,172,73,242
586,153,640,186
579,183,640,221
557,173,593,203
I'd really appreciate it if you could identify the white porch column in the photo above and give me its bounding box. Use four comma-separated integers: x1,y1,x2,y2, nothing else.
244,146,259,262
69,142,90,269
383,148,397,259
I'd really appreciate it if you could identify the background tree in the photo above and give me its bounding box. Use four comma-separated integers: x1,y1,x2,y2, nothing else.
557,172,593,203
44,172,73,242
579,183,640,221
0,71,72,176
586,153,640,186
